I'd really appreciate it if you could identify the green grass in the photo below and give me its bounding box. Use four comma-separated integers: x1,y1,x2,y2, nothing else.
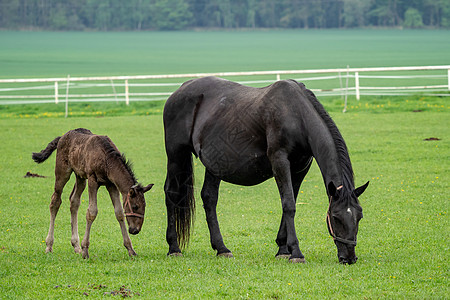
1,29,450,79
0,98,448,299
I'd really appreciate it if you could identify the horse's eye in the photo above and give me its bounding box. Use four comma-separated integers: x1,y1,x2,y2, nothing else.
332,216,344,228
132,205,139,211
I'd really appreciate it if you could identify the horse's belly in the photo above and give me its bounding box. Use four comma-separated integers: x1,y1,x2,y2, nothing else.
199,142,272,186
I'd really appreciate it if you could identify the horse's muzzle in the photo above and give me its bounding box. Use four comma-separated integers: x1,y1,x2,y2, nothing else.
339,255,358,265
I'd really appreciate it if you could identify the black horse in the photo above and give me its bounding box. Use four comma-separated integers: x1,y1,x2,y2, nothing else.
163,76,369,264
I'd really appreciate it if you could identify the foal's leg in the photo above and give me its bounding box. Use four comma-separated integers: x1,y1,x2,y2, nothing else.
269,150,304,263
45,164,71,253
201,170,232,257
69,176,86,254
275,164,311,259
106,184,137,257
81,177,99,259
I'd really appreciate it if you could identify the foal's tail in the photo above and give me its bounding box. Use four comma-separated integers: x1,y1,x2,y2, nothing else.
32,136,61,163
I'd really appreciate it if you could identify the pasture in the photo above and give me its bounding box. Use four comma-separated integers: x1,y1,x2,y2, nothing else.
0,101,448,299
0,29,448,298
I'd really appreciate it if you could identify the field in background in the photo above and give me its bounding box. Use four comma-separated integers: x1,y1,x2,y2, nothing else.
1,29,449,117
1,30,450,79
0,29,448,298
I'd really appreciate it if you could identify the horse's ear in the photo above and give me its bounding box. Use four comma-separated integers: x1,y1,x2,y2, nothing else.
355,181,369,197
328,181,338,198
143,184,154,193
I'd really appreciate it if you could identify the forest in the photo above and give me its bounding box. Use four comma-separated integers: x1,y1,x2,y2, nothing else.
0,0,449,31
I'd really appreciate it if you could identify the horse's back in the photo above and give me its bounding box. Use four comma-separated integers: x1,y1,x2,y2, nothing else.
56,129,115,180
164,77,318,185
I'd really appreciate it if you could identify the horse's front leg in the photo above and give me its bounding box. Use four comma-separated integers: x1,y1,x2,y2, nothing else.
276,163,311,259
201,170,232,257
106,184,137,257
269,150,305,263
81,177,99,259
69,176,86,254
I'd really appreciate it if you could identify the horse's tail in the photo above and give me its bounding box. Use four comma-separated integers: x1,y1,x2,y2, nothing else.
165,148,196,250
32,136,61,163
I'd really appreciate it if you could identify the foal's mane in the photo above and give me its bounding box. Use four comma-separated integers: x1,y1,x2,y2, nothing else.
296,82,355,199
99,137,138,184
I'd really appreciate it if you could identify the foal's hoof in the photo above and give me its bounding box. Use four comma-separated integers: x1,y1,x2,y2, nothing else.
168,252,182,257
217,252,234,258
289,257,306,263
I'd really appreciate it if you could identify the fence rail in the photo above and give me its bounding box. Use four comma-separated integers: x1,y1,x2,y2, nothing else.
1,65,449,109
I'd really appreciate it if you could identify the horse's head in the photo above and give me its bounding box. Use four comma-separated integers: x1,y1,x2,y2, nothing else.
327,181,369,264
124,183,154,235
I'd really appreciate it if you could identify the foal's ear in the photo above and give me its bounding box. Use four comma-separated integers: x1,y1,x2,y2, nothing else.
143,184,154,193
354,181,369,197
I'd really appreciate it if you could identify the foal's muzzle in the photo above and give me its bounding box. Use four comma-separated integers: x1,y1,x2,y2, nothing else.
129,227,140,235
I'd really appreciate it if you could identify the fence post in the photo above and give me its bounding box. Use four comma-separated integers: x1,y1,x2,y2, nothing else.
110,79,118,104
343,66,349,113
276,74,280,81
54,81,59,104
448,69,450,91
125,79,129,105
65,75,70,118
355,71,360,100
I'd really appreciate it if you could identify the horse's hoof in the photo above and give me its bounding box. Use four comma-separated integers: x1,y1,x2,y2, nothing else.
276,254,290,259
45,247,53,253
168,252,182,257
217,252,234,258
74,247,82,254
289,257,306,263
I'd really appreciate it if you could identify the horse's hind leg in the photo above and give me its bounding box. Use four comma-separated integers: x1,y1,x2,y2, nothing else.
201,170,232,257
106,184,137,257
45,164,71,253
81,176,99,259
164,147,195,256
69,176,86,254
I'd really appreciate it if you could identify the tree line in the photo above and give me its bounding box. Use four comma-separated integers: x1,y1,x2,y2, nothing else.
0,0,449,31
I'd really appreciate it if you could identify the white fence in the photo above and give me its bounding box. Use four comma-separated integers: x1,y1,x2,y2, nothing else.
1,65,449,108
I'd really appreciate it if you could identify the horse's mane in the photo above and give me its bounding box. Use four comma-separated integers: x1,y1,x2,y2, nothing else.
99,137,138,184
296,82,355,199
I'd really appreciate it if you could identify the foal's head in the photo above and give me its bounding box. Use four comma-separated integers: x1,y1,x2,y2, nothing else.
327,181,369,264
124,184,154,235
